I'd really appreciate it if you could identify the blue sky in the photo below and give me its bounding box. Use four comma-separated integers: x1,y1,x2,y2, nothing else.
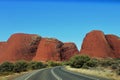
0,0,120,49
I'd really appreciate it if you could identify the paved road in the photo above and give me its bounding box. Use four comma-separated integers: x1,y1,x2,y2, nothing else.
14,66,109,80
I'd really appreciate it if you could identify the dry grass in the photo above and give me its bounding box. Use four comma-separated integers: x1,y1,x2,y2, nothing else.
65,66,120,80
0,71,31,80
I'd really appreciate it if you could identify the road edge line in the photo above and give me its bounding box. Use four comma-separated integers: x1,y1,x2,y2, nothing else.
24,68,48,80
51,67,62,80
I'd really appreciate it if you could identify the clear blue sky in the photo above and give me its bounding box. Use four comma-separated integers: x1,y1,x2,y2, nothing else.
0,0,120,49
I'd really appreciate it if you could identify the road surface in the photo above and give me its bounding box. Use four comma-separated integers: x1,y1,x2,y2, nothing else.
14,66,109,80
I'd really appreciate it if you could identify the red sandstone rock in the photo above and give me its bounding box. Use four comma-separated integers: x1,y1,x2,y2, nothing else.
0,42,7,56
1,30,120,63
105,35,120,58
33,38,79,61
80,30,115,58
0,33,41,63
61,42,79,60
0,42,7,50
33,38,63,61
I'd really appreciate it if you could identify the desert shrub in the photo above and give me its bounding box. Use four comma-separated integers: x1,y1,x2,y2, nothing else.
116,68,120,75
62,61,70,66
100,59,114,67
82,64,89,69
111,64,118,70
28,61,46,70
83,58,99,68
13,60,28,73
70,55,90,68
0,62,14,72
48,61,62,67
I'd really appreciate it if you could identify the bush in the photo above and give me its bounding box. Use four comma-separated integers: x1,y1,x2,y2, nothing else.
13,60,28,73
84,58,99,68
111,64,118,70
62,61,70,66
70,55,90,68
28,61,46,70
48,61,62,67
0,62,14,72
116,68,120,75
100,59,114,67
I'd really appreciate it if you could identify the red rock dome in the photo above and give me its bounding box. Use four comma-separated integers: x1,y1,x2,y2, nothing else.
0,33,41,62
80,30,115,58
105,35,120,58
33,38,63,61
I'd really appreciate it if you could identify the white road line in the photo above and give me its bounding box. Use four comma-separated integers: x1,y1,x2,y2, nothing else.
51,67,62,80
61,67,99,80
24,68,48,80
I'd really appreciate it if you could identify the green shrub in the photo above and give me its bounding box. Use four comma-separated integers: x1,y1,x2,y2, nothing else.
111,64,118,70
28,61,46,70
84,58,98,68
62,61,70,66
70,55,90,68
13,60,28,73
0,62,14,72
100,59,114,67
48,61,62,67
116,68,120,75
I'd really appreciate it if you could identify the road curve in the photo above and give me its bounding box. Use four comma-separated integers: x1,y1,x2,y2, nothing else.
14,66,109,80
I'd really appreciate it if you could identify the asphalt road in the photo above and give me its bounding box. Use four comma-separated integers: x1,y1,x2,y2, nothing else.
14,66,109,80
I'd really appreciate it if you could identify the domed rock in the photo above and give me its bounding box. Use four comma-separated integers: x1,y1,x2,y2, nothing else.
0,33,41,62
33,38,63,61
80,30,115,58
61,42,79,61
105,35,120,58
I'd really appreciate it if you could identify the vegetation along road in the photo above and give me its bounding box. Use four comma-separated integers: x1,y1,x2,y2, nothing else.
14,66,108,80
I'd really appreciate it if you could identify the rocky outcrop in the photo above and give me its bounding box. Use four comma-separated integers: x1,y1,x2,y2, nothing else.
80,30,115,58
0,33,41,62
0,33,79,63
105,35,120,58
33,38,63,61
1,30,120,63
33,38,79,62
61,42,79,60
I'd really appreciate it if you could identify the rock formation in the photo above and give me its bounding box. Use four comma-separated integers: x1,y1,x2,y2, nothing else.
61,42,79,60
105,35,120,58
80,30,115,58
0,33,79,63
33,38,63,61
0,30,120,63
0,33,41,63
33,38,79,61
